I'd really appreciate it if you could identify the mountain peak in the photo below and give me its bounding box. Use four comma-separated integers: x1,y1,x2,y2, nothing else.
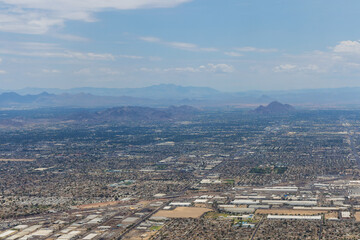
254,101,295,114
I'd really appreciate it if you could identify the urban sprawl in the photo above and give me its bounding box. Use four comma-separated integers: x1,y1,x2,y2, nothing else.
1,109,360,239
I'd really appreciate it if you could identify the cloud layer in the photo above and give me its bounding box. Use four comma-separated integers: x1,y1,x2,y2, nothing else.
141,63,234,74
333,40,360,55
273,64,320,73
235,47,278,53
140,36,218,52
0,0,192,34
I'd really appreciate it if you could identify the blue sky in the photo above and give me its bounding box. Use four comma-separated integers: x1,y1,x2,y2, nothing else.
1,0,360,91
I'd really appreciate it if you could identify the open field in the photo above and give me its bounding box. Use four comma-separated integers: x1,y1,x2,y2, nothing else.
355,212,360,222
256,209,329,215
0,159,35,162
154,207,213,218
325,211,339,219
76,201,120,209
204,212,230,219
123,230,158,240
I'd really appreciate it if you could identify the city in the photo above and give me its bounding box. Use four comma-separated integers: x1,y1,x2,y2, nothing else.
1,107,360,239
1,0,360,239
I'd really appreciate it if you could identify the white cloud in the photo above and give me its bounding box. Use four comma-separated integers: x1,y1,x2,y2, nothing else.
0,12,64,34
140,36,218,52
346,62,360,68
0,48,115,61
52,33,89,42
139,36,161,43
42,69,58,73
0,58,6,74
6,42,60,50
99,68,121,75
0,41,151,62
0,41,151,61
75,68,91,75
205,63,234,73
170,67,199,72
304,64,320,71
273,64,320,73
281,47,360,74
0,0,192,34
273,64,297,72
81,52,115,61
201,48,218,52
139,67,159,72
42,69,60,73
235,47,278,53
141,63,234,73
119,54,144,60
0,0,192,11
75,67,121,76
225,51,243,57
333,40,360,54
168,41,197,50
149,56,162,61
140,67,198,73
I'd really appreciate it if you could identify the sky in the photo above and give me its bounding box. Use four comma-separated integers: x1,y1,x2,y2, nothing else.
1,0,360,91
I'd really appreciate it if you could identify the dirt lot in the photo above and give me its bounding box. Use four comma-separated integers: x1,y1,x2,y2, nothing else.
154,207,213,218
355,212,360,222
256,209,328,215
325,211,339,219
123,229,158,240
76,201,120,209
0,159,35,162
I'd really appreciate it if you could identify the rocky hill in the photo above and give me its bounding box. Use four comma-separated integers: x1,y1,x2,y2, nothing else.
69,105,200,123
254,101,295,114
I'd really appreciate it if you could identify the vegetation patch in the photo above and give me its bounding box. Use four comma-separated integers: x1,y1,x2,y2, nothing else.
250,166,287,174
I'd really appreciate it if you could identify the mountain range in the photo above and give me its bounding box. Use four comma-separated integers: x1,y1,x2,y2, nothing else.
0,105,200,127
2,84,360,109
69,105,199,123
1,84,220,100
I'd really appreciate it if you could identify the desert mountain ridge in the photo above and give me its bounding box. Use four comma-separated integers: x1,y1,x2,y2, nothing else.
254,101,295,114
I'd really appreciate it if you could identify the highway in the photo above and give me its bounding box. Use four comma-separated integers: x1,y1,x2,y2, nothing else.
117,201,169,239
342,119,360,166
250,217,264,240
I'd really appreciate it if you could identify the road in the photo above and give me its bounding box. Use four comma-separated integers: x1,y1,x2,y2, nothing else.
250,217,264,240
342,119,360,166
117,201,169,240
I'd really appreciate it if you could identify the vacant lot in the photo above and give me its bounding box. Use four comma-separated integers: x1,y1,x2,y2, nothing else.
0,159,35,162
256,209,328,215
355,212,360,222
154,207,213,218
76,201,120,209
325,211,339,220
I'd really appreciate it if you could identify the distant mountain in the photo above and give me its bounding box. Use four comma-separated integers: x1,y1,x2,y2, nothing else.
69,105,199,123
254,101,295,114
7,85,360,109
0,105,200,127
0,92,54,106
0,87,215,109
12,84,220,100
0,92,167,109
